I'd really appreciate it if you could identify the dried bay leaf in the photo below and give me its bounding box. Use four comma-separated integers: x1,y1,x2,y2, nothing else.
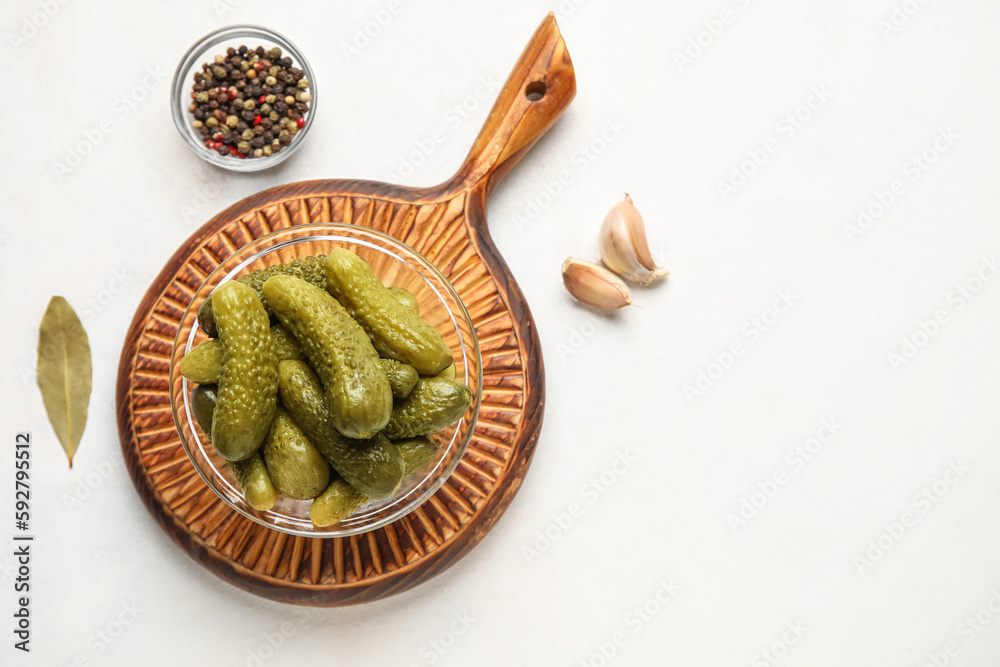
36,296,92,467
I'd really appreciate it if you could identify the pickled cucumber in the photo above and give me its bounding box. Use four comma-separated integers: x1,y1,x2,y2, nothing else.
387,286,419,314
380,358,419,398
271,324,305,360
381,377,472,440
277,360,404,499
211,282,278,461
310,436,439,527
198,255,328,336
189,384,276,511
179,325,302,385
324,249,453,375
232,453,279,512
437,363,456,380
263,275,392,439
393,436,439,473
179,339,224,385
190,384,218,434
309,478,367,528
262,406,330,500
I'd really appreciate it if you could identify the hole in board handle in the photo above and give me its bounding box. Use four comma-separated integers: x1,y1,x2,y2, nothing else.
525,81,546,102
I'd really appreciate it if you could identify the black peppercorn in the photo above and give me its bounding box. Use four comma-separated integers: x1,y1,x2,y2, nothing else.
187,43,310,160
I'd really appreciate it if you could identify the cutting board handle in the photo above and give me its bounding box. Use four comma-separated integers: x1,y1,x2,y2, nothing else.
451,12,576,199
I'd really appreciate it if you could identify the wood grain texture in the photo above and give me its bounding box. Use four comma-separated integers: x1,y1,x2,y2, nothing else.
116,13,574,606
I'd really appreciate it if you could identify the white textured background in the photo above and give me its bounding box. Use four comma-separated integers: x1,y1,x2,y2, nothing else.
2,0,1000,665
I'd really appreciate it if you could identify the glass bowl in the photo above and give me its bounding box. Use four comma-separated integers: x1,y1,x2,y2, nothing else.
170,25,317,172
168,224,481,537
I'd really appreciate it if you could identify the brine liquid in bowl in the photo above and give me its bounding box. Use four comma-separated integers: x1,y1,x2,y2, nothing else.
168,223,481,538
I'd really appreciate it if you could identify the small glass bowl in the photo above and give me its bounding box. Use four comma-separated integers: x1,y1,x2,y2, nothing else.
170,25,317,172
168,224,481,537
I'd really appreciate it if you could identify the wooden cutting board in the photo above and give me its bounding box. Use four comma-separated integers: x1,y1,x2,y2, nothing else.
116,13,575,606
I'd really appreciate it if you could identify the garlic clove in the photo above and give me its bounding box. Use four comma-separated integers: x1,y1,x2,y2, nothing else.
599,194,670,286
561,257,632,310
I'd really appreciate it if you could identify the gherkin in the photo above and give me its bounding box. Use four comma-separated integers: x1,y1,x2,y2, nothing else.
262,406,330,500
190,383,276,511
179,324,303,385
310,437,439,527
386,286,420,314
379,358,419,398
310,478,367,528
210,281,278,462
180,339,224,385
393,436,440,473
190,383,219,435
381,377,472,440
264,275,393,439
198,255,328,336
324,249,453,375
277,359,403,499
